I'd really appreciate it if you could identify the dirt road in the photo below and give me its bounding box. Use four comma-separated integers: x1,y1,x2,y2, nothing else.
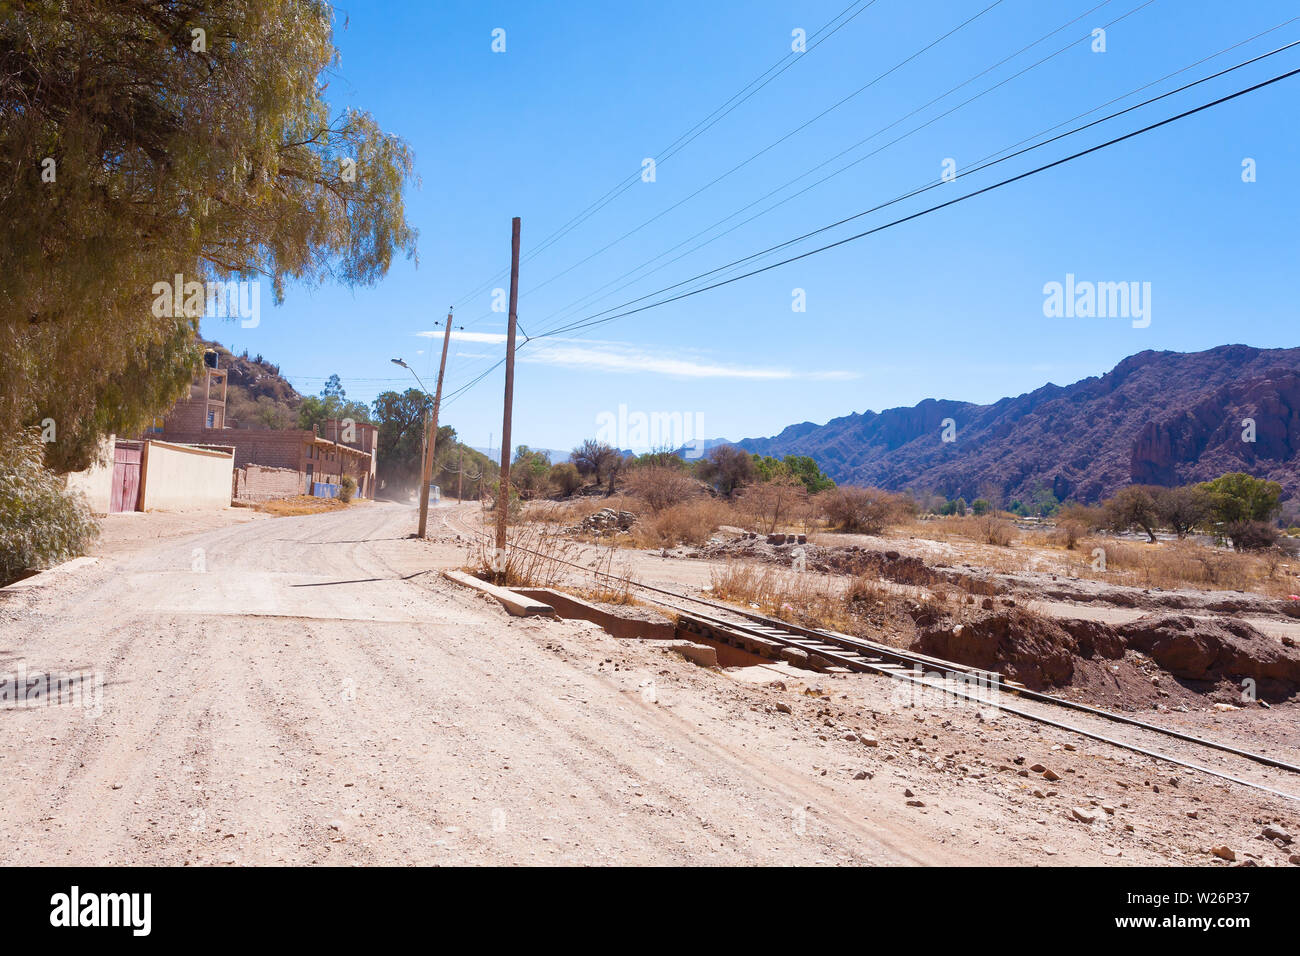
1,501,998,866
4,501,1295,866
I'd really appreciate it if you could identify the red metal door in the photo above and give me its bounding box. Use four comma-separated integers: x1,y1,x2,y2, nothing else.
110,444,142,513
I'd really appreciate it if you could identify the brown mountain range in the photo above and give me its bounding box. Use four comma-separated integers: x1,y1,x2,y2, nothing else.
735,345,1300,505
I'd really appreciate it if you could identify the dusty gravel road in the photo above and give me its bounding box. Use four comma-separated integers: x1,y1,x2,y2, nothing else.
0,501,988,866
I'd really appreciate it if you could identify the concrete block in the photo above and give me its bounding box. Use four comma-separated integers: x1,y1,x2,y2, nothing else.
442,570,556,617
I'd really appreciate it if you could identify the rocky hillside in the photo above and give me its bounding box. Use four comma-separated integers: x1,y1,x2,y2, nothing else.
736,345,1300,504
202,339,302,428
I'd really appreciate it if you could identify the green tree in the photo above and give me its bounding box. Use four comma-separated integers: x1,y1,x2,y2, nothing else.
1103,485,1162,542
751,453,834,494
298,376,370,432
371,389,433,493
783,455,835,494
1,0,418,471
1197,472,1283,551
511,446,552,498
570,439,619,490
1197,473,1283,524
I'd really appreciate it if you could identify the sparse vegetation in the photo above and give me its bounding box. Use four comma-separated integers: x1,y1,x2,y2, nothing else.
1093,473,1286,552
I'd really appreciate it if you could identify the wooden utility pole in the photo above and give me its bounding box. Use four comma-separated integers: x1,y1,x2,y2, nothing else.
495,217,521,561
457,447,463,503
417,308,456,539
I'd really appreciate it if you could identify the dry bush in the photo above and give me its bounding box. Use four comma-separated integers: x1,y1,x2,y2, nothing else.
710,561,849,626
945,514,1015,547
844,573,898,605
818,486,909,535
1050,519,1087,550
630,498,731,548
737,478,807,534
467,521,634,594
622,465,699,513
519,498,604,527
1057,502,1104,531
1074,537,1297,595
710,561,956,636
549,461,583,496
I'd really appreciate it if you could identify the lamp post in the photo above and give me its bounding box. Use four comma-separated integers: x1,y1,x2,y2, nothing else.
393,310,459,538
391,358,433,536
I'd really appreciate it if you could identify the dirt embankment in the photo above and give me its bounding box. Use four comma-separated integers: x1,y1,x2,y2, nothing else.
983,570,1300,619
914,610,1300,697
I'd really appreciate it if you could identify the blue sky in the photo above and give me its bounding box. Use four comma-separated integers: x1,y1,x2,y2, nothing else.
202,0,1300,458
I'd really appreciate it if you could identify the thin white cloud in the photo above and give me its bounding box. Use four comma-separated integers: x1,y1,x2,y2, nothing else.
419,329,507,344
522,343,795,379
415,330,857,381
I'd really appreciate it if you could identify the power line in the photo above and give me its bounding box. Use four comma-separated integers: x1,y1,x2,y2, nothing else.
451,0,882,310
540,25,1300,337
545,63,1300,340
435,39,1300,411
516,0,1016,307
530,0,1142,333
515,0,887,269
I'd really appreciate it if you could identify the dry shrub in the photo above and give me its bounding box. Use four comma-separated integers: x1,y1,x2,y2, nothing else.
468,521,634,594
1074,537,1296,593
818,486,909,535
549,462,583,496
1058,502,1104,531
623,465,699,513
737,478,807,534
630,498,730,548
520,498,604,527
946,514,1015,546
1050,519,1087,550
710,561,848,626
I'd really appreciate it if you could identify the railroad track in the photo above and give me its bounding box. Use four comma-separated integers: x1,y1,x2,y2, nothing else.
438,504,1300,803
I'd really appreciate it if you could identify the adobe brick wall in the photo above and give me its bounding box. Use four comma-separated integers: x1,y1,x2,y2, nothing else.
234,464,303,501
161,428,310,471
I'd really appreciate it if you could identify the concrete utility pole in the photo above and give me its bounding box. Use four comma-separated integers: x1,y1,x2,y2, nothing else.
417,309,457,539
494,217,521,564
